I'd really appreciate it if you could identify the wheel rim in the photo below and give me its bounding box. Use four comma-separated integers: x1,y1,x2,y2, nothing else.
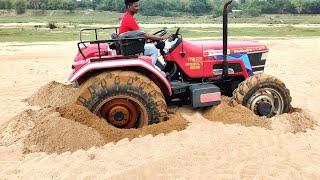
93,96,148,129
248,88,284,118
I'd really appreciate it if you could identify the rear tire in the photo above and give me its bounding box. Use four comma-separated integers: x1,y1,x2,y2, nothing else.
75,71,168,128
232,74,292,118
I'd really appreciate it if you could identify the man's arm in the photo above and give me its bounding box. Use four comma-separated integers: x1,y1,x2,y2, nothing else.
144,33,171,41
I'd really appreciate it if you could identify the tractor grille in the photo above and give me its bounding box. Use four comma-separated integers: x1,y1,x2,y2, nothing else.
213,63,242,73
248,53,267,75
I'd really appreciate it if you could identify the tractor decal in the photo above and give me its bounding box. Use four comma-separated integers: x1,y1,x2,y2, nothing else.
203,49,231,57
185,57,203,70
232,46,267,54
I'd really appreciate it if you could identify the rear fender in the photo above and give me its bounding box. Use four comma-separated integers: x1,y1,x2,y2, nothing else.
68,59,172,96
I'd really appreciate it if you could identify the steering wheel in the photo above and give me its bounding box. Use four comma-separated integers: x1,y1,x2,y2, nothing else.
146,28,168,43
153,28,168,37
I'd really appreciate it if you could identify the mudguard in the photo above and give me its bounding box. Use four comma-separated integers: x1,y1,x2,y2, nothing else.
68,58,172,96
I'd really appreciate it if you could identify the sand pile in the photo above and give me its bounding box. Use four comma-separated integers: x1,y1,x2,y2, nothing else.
23,81,77,108
203,97,316,133
22,107,106,154
203,97,271,129
26,104,187,154
271,109,316,133
0,81,187,154
56,103,187,142
0,109,37,146
0,104,188,154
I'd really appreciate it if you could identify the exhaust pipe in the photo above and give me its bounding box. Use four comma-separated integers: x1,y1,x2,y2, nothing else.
223,0,233,77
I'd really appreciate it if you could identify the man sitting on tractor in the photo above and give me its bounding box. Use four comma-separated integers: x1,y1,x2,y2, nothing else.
120,0,171,69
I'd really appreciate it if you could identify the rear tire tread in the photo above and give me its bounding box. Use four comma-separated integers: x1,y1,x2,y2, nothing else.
75,70,168,128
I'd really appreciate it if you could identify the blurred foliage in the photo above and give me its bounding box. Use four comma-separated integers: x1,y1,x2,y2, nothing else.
0,0,319,17
14,0,26,14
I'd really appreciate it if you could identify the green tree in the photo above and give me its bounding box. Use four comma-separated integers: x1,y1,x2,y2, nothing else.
92,0,101,10
189,0,212,15
247,6,261,16
179,0,190,12
283,0,297,14
5,0,13,9
301,1,320,14
96,0,125,12
291,0,303,14
14,0,27,14
28,0,48,13
77,0,91,9
47,0,62,10
212,0,224,18
244,0,263,16
0,0,5,9
0,0,13,9
140,0,171,16
61,0,76,12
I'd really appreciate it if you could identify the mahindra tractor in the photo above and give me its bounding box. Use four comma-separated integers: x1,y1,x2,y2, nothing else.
69,1,292,129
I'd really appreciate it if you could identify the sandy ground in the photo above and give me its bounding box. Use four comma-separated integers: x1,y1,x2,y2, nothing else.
0,37,319,179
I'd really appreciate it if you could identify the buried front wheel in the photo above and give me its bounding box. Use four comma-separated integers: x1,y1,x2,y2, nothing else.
232,74,292,118
75,71,168,129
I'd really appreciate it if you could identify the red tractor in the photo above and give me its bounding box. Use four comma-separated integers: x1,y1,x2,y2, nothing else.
69,1,291,129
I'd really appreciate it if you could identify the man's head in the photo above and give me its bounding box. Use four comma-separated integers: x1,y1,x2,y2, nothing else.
125,0,140,14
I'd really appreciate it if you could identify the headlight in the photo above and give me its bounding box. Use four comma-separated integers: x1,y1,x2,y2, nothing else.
261,52,268,61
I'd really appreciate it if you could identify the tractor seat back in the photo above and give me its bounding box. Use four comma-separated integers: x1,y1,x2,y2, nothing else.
116,31,146,56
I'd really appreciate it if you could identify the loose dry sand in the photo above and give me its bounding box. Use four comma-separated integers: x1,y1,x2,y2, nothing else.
23,81,77,108
203,97,272,129
0,37,320,179
1,82,188,154
203,97,316,133
24,103,187,154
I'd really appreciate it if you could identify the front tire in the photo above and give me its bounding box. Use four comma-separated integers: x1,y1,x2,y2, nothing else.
232,74,292,118
75,71,168,129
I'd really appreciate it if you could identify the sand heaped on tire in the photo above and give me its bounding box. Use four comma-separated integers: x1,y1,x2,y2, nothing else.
56,104,187,144
0,103,187,154
20,104,187,154
0,81,188,154
203,97,316,133
23,81,77,108
203,97,271,129
22,108,105,154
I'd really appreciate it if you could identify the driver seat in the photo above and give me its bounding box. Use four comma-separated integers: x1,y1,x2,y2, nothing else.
110,31,146,56
110,31,167,72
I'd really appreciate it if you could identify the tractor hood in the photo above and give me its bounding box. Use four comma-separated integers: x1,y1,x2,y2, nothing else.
193,40,268,56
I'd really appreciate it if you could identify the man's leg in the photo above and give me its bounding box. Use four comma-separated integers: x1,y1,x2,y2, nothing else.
144,44,158,65
144,44,166,76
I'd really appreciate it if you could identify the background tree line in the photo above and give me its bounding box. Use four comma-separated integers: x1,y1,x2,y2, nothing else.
1,0,319,16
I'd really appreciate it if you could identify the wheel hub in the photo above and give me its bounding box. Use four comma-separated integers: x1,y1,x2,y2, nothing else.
100,99,138,128
257,102,273,116
114,111,125,122
249,88,284,118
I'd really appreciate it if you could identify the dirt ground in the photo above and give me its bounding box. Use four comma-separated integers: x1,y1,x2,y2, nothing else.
0,37,320,179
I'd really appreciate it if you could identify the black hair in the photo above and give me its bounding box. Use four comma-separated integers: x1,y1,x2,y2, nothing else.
125,0,139,8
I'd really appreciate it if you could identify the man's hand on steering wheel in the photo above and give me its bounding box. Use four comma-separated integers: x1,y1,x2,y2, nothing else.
160,34,172,41
145,28,172,43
